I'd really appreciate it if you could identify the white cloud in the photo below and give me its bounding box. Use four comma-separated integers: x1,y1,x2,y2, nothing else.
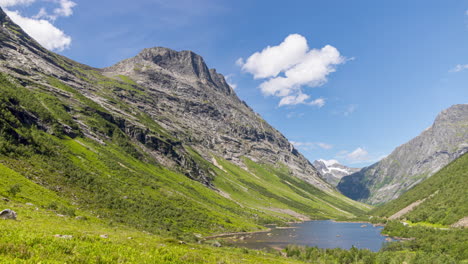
240,34,308,79
279,92,310,106
450,64,468,72
1,0,75,51
5,10,71,51
33,7,47,19
0,0,34,7
238,34,346,107
310,98,325,107
235,58,244,67
316,142,333,150
346,147,369,162
336,147,386,165
53,0,75,17
34,0,76,21
291,141,333,151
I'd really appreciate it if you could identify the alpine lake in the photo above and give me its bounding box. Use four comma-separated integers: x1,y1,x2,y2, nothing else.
218,220,392,252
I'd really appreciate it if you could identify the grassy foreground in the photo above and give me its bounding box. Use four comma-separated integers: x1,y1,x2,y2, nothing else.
2,203,466,263
0,199,304,264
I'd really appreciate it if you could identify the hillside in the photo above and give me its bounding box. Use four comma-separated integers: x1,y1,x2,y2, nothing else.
0,6,368,241
371,152,468,226
338,104,468,205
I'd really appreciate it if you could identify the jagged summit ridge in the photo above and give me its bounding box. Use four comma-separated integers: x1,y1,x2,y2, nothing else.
105,47,234,96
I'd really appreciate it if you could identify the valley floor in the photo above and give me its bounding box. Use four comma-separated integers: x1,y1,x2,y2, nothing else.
0,200,303,264
2,198,467,264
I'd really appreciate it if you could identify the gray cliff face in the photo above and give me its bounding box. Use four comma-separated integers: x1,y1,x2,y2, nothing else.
338,104,468,204
104,47,330,190
313,160,360,186
0,6,329,192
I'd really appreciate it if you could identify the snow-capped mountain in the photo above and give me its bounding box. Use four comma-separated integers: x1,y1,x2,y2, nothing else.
313,159,361,186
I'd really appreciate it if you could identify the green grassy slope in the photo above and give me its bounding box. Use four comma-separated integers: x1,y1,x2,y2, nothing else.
0,198,306,263
372,152,468,225
0,69,368,242
0,65,372,263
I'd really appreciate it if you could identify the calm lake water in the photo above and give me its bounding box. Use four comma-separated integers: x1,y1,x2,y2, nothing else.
228,220,388,252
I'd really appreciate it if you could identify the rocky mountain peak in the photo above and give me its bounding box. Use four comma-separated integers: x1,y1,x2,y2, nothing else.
434,104,468,126
106,47,234,96
313,159,360,186
100,46,331,191
138,47,211,80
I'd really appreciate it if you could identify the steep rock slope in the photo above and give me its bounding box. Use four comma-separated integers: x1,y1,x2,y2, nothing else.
372,153,468,226
103,47,330,190
338,104,468,204
313,159,360,186
0,7,367,236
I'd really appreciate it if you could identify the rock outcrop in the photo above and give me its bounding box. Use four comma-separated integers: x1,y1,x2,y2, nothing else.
338,104,468,204
0,209,17,220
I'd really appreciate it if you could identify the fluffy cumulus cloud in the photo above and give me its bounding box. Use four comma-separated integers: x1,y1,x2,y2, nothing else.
0,0,75,51
450,64,468,72
241,34,308,79
5,10,71,51
238,34,346,107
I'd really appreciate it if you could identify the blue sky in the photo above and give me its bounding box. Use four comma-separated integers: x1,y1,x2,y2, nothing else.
2,0,467,167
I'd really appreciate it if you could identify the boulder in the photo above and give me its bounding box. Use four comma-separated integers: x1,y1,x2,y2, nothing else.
0,209,17,220
212,241,221,247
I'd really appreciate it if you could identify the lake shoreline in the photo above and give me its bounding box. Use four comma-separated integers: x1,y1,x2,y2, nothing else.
206,219,385,240
208,220,390,252
204,228,272,240
332,220,386,227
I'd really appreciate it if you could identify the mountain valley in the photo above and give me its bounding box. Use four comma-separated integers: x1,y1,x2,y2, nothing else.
0,5,466,263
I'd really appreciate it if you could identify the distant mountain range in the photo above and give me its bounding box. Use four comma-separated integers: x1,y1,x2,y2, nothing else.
313,159,360,186
338,104,468,205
